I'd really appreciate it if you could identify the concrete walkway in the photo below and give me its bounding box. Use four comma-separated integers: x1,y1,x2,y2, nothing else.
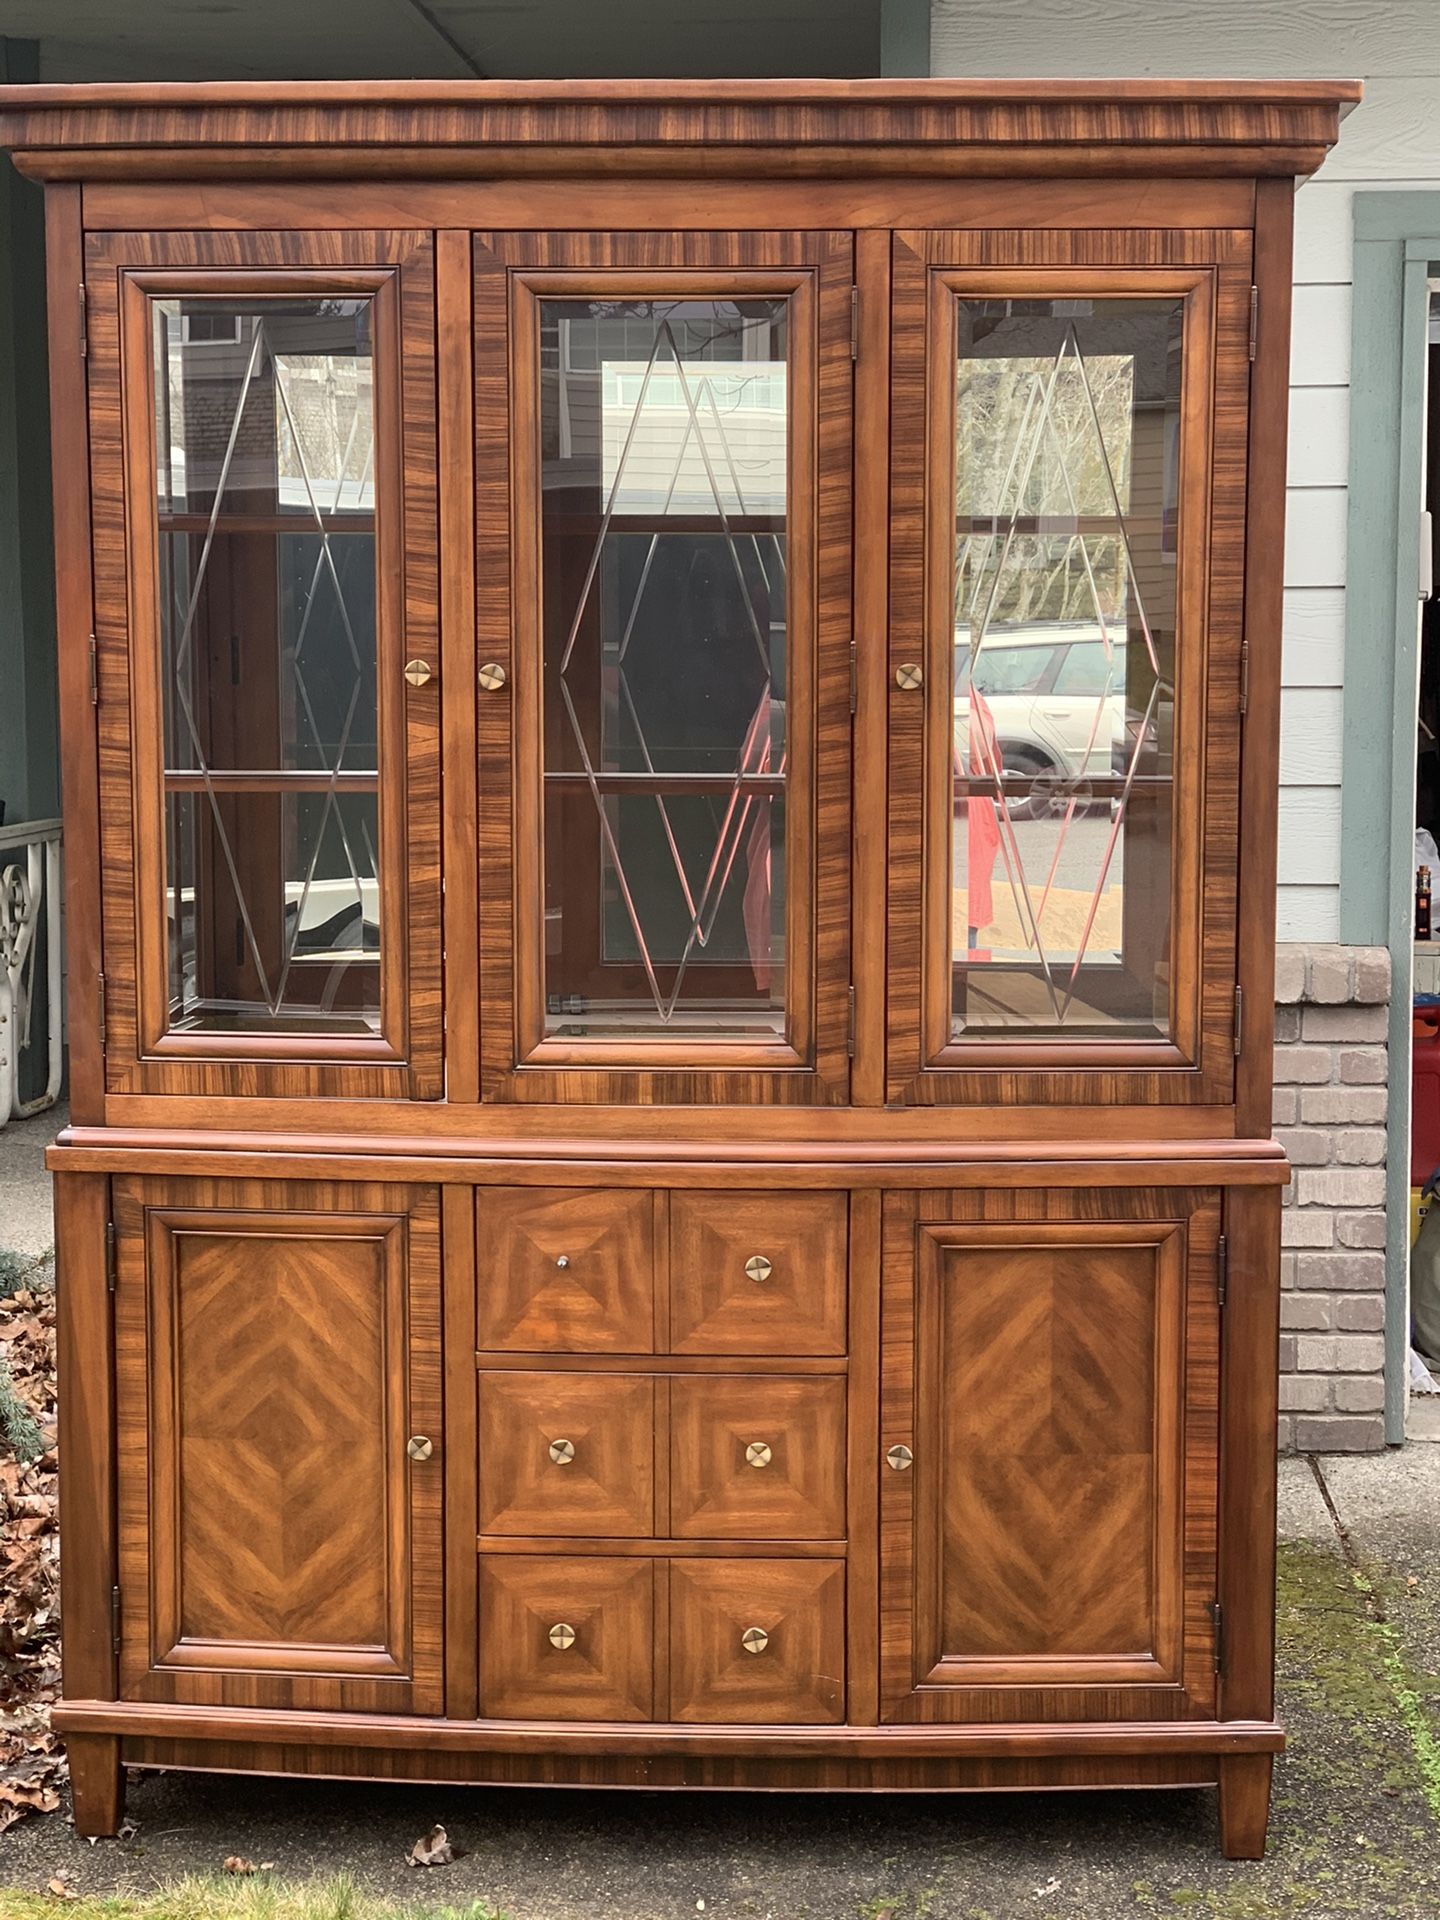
0,1103,62,1265
0,1450,1433,1918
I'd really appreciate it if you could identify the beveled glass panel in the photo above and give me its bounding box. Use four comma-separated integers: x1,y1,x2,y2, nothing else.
951,296,1182,1039
153,296,382,1035
538,297,790,1040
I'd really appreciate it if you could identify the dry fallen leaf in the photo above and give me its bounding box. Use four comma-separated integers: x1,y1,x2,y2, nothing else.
408,1824,455,1868
223,1857,257,1876
46,1873,77,1901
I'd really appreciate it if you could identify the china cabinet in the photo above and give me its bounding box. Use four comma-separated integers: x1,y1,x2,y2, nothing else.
0,76,1357,1859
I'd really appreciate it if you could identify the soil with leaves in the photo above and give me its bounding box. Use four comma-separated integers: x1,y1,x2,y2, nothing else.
0,1252,62,1836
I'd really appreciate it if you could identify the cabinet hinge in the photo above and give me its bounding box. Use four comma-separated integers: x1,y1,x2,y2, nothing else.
1209,1598,1225,1675
1248,285,1258,361
1216,1232,1228,1310
79,282,88,360
849,637,858,715
88,634,99,707
105,1220,116,1294
1233,984,1243,1057
1239,637,1250,717
847,985,856,1056
850,285,859,362
110,1585,122,1657
97,970,107,1053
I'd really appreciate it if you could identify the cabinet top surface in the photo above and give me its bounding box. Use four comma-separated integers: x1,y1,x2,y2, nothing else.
0,77,1360,181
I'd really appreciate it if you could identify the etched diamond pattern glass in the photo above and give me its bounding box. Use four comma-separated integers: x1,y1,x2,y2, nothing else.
538,297,790,1040
951,296,1182,1038
155,296,382,1035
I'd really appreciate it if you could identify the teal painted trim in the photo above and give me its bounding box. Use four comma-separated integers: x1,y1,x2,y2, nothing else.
1341,196,1440,1446
879,0,930,75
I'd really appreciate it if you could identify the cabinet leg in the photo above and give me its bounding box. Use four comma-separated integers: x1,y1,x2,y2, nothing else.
1218,1753,1272,1859
67,1733,124,1838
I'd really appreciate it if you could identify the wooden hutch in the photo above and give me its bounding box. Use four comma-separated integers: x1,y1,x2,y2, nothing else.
0,78,1356,1858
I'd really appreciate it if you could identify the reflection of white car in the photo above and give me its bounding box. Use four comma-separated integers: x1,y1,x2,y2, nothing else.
954,623,1126,818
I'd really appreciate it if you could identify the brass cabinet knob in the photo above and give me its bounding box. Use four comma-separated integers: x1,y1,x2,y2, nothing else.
745,1441,772,1469
886,1444,914,1471
555,1255,570,1269
549,1438,576,1465
403,658,434,687
548,1622,576,1650
478,662,509,691
740,1627,769,1655
406,1435,434,1461
744,1254,773,1284
894,663,923,691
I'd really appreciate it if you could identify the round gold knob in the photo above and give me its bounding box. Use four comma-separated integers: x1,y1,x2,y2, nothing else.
744,1255,773,1284
745,1441,772,1469
549,1437,576,1465
740,1627,769,1655
548,1622,576,1651
895,663,923,691
478,662,509,691
406,1435,433,1461
886,1444,914,1471
403,658,434,687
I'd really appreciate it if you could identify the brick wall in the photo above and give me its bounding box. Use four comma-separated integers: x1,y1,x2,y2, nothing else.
1272,944,1390,1452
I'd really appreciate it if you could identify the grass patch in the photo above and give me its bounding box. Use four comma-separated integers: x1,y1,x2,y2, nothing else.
0,1876,511,1920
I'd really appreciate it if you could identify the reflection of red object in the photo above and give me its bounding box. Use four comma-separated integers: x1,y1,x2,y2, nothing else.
1414,1010,1440,1184
960,689,1001,935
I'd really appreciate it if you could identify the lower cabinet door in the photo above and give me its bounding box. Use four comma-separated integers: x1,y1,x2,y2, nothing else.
112,1178,443,1713
669,1558,846,1724
880,1187,1222,1724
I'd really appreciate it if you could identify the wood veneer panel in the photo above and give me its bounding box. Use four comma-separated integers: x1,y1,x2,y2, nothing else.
112,1178,442,1713
669,1189,846,1355
668,1376,847,1540
668,1558,845,1724
475,1187,657,1352
44,184,104,1121
881,1185,1220,1726
81,178,1260,239
479,1555,654,1722
477,1371,656,1537
54,1173,116,1701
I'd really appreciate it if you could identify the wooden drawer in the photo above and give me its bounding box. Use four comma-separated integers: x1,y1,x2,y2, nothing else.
476,1189,656,1352
478,1372,655,1536
670,1191,847,1355
669,1558,845,1724
669,1376,847,1539
480,1556,654,1721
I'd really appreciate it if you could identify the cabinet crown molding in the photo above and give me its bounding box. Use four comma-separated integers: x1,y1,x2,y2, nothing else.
0,78,1360,183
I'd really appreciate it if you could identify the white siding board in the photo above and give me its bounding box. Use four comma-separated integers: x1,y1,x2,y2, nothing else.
1278,787,1343,884
1278,885,1341,942
1284,488,1349,588
1289,385,1351,486
928,2,1440,78
1282,588,1347,687
1290,284,1352,385
1279,688,1345,785
1311,78,1440,181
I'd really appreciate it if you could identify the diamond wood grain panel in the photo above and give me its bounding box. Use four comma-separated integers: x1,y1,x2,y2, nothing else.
112,1178,442,1714
668,1376,846,1540
880,1185,1220,1725
480,1555,654,1721
668,1557,845,1724
477,1371,656,1537
475,1188,656,1352
669,1190,846,1354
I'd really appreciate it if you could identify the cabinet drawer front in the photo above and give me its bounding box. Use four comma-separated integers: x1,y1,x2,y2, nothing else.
669,1376,847,1539
670,1191,847,1355
478,1371,655,1537
669,1558,845,1724
476,1189,656,1352
480,1556,654,1721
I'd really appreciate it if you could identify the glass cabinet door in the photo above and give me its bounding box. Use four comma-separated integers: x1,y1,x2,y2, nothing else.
886,231,1252,1106
476,232,854,1105
87,232,441,1098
